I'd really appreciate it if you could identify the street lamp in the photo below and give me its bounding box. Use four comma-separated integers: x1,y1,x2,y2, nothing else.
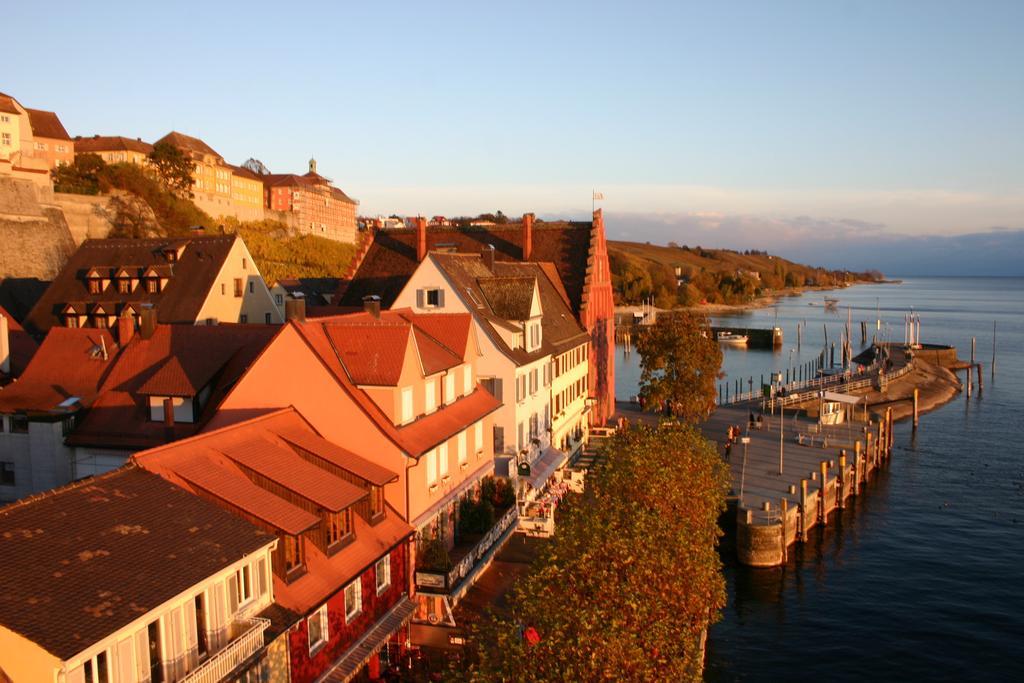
739,436,751,506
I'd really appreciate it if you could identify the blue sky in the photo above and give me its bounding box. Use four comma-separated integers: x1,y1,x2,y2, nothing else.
6,1,1023,272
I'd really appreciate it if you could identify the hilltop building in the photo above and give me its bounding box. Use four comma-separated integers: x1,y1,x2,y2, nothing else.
0,92,73,185
336,211,616,427
23,234,282,334
262,159,359,243
73,135,153,165
0,466,279,683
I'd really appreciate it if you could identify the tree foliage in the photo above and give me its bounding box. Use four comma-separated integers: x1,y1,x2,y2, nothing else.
99,163,211,237
148,141,196,197
51,153,105,195
636,311,721,421
465,424,728,682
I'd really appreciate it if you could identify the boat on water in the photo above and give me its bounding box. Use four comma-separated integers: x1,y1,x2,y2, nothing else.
824,296,840,309
717,331,749,346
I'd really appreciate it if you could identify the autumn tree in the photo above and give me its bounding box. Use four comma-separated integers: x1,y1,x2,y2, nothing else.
636,311,721,421
465,424,728,682
51,153,106,195
148,141,195,197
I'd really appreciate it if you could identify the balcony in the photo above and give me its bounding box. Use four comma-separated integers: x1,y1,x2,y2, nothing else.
180,617,269,683
415,504,518,596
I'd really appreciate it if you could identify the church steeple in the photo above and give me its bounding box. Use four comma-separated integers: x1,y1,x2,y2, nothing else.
308,157,317,174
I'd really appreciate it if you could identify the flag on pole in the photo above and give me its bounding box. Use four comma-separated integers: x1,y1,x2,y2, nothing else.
592,191,604,201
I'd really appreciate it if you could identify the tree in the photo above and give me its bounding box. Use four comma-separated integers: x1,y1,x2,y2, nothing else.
51,153,106,195
465,424,728,682
148,141,195,197
635,311,721,421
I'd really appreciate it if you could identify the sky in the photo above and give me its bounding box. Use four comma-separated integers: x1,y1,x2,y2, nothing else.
6,1,1023,274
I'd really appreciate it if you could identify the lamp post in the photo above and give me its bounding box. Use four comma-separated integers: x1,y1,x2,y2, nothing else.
739,436,751,505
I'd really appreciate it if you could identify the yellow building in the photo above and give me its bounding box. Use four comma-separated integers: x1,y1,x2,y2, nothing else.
0,91,73,186
73,135,153,165
155,131,265,221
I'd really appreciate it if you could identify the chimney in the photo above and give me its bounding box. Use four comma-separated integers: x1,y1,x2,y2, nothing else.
117,313,135,346
163,397,175,428
140,306,157,340
482,244,496,272
285,298,306,323
0,314,10,375
522,213,534,261
416,216,428,262
363,295,381,319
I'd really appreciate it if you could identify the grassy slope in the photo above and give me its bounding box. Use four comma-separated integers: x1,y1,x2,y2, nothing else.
224,220,358,284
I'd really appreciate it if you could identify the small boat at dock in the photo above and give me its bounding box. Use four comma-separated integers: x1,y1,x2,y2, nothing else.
717,331,749,346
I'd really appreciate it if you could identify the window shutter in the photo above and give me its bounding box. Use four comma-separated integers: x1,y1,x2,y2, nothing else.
494,426,504,453
416,289,424,308
117,637,134,683
257,557,268,597
135,628,149,681
66,665,85,683
493,378,503,401
184,599,198,668
227,573,239,616
438,289,445,307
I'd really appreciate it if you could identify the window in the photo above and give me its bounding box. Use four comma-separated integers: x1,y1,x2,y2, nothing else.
344,579,362,622
426,289,441,307
439,443,449,479
57,144,67,153
529,369,538,395
1,133,10,145
375,556,391,594
148,620,163,683
265,312,272,324
426,449,437,487
283,535,304,574
474,421,483,453
1,462,14,486
425,380,436,414
248,281,254,294
234,278,243,297
401,387,414,424
147,279,159,294
370,485,385,517
445,373,455,405
242,257,248,269
458,432,467,466
463,365,473,395
83,651,109,683
88,278,101,294
235,564,253,606
517,422,525,451
65,315,78,328
10,415,28,434
274,294,283,305
307,604,328,653
326,509,352,547
118,279,131,294
0,115,8,122
240,314,248,324
221,283,226,295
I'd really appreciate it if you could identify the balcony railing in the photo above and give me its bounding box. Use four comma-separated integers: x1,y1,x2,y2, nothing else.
415,504,518,594
180,617,269,683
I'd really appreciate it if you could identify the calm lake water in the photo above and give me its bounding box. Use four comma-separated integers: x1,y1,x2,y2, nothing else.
616,277,1024,682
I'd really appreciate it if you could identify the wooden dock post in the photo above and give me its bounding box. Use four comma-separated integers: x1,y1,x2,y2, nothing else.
855,440,863,477
913,388,920,429
992,321,997,378
977,363,984,391
886,407,893,453
838,452,847,508
971,336,976,365
780,498,789,563
800,479,808,542
819,461,828,523
866,432,874,468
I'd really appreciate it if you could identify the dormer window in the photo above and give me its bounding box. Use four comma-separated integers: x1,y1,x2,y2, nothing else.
146,278,159,294
64,315,79,329
370,486,385,519
164,249,178,263
88,278,101,294
279,534,305,580
117,278,131,294
325,508,353,551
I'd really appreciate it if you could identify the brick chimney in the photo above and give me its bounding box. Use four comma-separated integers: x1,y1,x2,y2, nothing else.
416,216,428,262
363,295,381,318
140,306,157,340
117,313,135,346
482,244,496,272
522,213,535,261
163,397,175,427
285,298,306,323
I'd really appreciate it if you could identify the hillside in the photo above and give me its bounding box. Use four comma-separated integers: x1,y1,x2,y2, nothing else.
220,219,358,284
608,240,883,308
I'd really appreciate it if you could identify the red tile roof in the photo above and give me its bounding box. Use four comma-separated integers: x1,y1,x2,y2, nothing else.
24,235,244,334
133,408,412,614
276,428,398,486
0,304,38,380
73,135,153,155
336,220,593,312
67,323,278,450
262,173,357,204
0,465,272,660
0,327,116,413
25,108,70,141
154,131,222,159
0,93,19,115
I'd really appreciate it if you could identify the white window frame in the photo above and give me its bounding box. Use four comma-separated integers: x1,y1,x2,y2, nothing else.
375,556,391,595
457,432,467,467
439,442,449,479
425,380,437,414
463,364,473,395
426,449,438,487
344,579,362,622
401,387,414,424
235,564,253,608
307,603,328,653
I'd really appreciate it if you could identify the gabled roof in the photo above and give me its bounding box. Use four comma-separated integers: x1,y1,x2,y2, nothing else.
262,173,357,204
227,164,261,181
476,276,536,321
0,93,19,115
154,131,222,159
0,304,39,380
67,323,278,450
0,465,272,660
492,261,589,354
133,408,412,613
273,278,340,305
0,327,116,414
24,109,70,141
336,220,593,312
24,236,241,334
289,317,500,457
73,135,153,155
